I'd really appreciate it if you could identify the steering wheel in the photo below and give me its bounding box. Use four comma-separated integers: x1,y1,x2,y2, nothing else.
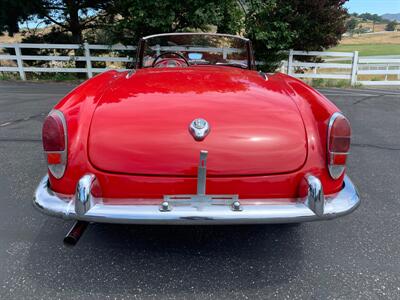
152,52,190,68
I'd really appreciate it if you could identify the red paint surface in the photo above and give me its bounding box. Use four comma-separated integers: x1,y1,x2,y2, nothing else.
88,67,307,176
47,67,346,201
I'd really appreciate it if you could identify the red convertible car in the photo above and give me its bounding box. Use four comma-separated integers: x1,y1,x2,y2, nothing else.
34,33,360,240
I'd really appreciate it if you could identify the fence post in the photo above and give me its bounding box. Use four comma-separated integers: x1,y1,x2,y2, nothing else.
385,64,389,81
222,47,227,59
84,42,93,78
287,49,294,75
398,65,400,80
350,51,359,86
155,44,161,56
14,44,26,80
280,62,285,73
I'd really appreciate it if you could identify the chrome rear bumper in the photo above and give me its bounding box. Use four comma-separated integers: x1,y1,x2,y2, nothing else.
33,175,360,225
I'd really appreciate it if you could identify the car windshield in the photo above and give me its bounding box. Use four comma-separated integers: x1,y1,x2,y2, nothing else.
138,33,250,69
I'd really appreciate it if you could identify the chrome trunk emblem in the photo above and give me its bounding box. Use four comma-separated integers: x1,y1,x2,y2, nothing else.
189,118,210,141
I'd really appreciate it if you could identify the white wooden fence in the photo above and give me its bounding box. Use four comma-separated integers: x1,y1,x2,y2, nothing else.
0,42,244,80
286,50,400,86
0,43,136,80
1,43,400,86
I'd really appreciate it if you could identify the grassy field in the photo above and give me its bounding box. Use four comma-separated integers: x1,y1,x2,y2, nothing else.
330,31,400,56
330,44,400,56
341,31,400,45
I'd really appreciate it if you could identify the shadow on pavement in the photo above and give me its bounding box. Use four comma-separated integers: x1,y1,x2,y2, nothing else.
25,221,305,295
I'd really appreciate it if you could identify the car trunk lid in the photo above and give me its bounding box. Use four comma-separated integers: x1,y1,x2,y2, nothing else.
88,67,307,176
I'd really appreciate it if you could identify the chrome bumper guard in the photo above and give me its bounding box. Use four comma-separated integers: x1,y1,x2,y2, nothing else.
33,174,360,225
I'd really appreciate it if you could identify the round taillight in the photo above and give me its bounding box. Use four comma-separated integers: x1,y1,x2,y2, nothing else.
42,114,65,151
327,113,351,179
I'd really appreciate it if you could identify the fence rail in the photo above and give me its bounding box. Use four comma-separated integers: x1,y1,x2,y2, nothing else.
1,43,400,86
0,42,137,80
287,50,400,86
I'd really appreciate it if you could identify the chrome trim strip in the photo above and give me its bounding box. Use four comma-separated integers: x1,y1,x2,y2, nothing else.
142,32,249,41
33,175,360,225
328,112,344,132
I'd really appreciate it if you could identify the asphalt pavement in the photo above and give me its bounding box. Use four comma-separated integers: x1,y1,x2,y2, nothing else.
0,81,400,299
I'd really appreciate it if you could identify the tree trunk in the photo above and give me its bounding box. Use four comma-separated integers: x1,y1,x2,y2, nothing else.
65,0,85,77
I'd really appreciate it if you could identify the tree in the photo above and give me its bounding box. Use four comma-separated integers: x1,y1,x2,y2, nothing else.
244,0,348,71
0,0,114,44
346,18,358,33
359,13,385,23
0,0,39,36
109,0,243,45
359,13,392,23
215,0,245,34
386,21,397,31
244,0,296,71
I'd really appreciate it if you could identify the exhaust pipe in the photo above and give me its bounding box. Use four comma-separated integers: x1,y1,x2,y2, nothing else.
63,221,89,246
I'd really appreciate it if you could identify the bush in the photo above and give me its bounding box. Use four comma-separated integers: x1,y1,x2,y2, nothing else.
0,72,19,80
26,72,80,81
386,21,398,31
310,79,353,88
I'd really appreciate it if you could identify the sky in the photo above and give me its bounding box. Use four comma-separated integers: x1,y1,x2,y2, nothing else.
346,0,400,15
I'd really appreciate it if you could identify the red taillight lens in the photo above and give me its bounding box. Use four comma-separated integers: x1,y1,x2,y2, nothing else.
47,153,62,164
42,110,67,179
327,113,351,179
329,116,351,153
42,115,65,151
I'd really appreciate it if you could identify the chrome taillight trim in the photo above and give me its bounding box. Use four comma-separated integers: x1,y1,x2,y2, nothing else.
44,109,68,179
327,112,350,179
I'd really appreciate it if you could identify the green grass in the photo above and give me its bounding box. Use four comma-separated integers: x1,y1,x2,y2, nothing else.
308,79,362,88
0,72,19,80
329,44,400,56
27,72,79,81
0,71,83,82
